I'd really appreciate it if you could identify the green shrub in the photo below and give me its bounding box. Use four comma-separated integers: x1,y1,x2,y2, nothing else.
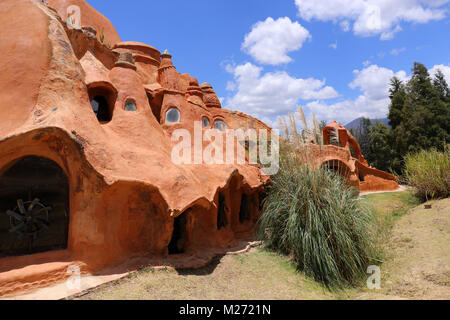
404,145,450,200
258,148,377,288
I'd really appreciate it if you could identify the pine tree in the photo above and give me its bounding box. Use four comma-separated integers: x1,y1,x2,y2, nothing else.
384,62,450,174
367,122,394,172
388,77,406,130
433,69,450,101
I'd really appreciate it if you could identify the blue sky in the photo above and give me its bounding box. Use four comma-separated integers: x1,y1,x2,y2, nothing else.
88,0,449,126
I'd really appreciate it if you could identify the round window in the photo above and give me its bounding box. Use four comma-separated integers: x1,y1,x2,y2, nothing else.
125,100,137,111
214,120,226,131
166,108,180,123
202,117,210,128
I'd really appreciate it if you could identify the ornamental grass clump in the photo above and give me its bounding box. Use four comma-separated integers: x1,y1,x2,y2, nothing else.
258,108,377,288
404,145,450,200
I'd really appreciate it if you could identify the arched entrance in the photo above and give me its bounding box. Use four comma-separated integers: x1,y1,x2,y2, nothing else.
0,156,69,258
321,159,351,179
238,194,251,224
168,211,189,255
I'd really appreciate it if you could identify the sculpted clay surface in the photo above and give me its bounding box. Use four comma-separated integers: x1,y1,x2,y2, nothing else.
0,0,397,297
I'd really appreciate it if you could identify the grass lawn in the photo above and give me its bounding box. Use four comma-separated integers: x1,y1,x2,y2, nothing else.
76,191,449,300
362,190,421,228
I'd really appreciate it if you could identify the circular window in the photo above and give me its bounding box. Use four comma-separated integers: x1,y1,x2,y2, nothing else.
125,100,137,111
166,108,180,123
202,117,210,128
214,120,227,131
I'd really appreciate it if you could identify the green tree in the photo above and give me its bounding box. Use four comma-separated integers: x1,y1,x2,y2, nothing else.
386,62,450,174
433,69,449,100
388,77,406,130
367,122,394,172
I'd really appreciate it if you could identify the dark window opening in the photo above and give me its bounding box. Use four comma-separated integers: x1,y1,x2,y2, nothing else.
202,117,210,128
87,83,117,124
214,120,227,131
0,156,69,258
125,100,137,112
217,193,228,230
168,213,187,255
165,108,180,123
359,171,365,182
147,92,163,123
90,96,111,122
239,194,251,223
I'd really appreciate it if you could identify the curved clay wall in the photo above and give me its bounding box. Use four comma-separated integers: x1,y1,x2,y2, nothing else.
0,0,269,296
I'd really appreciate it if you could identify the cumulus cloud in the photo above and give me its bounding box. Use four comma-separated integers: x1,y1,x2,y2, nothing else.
350,65,408,99
306,65,408,124
224,59,450,125
429,64,450,82
295,0,448,39
224,62,338,120
242,17,311,65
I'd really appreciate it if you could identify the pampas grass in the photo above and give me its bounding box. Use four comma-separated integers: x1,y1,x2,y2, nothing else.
262,107,378,288
404,145,450,200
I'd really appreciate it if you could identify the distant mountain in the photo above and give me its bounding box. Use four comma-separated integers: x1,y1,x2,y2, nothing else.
344,117,390,131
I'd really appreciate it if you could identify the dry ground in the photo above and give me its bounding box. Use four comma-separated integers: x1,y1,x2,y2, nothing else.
345,196,450,300
75,191,449,300
74,249,334,300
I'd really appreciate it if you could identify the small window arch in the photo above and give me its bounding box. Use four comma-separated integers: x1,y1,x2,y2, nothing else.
125,100,137,111
165,108,180,123
214,120,227,131
202,117,210,128
87,82,117,124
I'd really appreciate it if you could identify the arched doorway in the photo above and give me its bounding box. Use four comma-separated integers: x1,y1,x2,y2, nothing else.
217,193,228,230
168,211,189,255
0,156,69,258
321,159,351,180
238,194,251,224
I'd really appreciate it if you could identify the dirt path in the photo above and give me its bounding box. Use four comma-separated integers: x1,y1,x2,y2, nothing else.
359,185,410,197
350,197,450,300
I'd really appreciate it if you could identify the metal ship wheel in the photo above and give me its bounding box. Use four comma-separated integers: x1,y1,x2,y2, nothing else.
6,199,51,245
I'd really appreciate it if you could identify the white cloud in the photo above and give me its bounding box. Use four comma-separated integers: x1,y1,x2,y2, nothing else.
226,81,236,91
224,62,338,119
224,59,450,126
380,25,403,40
329,41,338,50
295,0,448,39
242,17,311,65
306,64,408,124
429,64,450,82
390,47,406,55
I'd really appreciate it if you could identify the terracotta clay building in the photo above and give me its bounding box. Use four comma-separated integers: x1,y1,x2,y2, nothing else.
0,0,397,296
317,121,398,193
